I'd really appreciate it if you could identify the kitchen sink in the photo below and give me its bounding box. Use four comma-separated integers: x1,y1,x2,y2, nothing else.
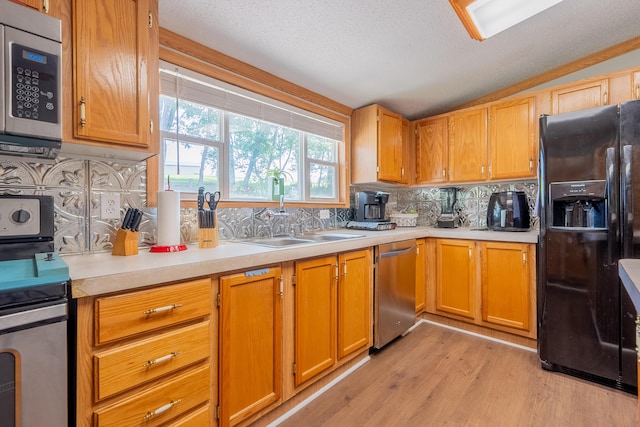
239,233,365,248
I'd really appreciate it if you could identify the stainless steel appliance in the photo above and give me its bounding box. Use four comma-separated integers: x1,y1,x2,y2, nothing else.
0,195,69,426
373,240,416,349
538,100,640,391
487,191,530,231
0,0,62,159
437,187,458,228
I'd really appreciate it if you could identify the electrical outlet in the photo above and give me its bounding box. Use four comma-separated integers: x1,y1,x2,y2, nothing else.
319,209,330,219
100,193,121,220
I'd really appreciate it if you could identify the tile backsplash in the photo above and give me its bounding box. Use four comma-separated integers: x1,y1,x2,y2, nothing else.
0,156,538,255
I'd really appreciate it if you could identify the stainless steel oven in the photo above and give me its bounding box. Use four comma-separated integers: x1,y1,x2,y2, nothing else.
0,0,62,159
0,195,69,427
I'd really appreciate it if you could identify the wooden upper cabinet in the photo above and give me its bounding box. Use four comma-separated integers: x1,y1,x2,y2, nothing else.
489,97,536,180
415,116,448,184
399,118,412,184
72,0,154,148
481,242,531,332
552,79,609,114
448,108,488,183
351,104,406,184
436,239,476,319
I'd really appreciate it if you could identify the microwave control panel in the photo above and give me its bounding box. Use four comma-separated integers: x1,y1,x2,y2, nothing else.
10,43,59,124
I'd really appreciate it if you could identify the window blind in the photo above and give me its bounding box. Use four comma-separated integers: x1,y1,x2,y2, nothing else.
159,62,345,141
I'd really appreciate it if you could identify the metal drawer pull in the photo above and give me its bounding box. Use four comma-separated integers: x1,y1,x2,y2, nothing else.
143,351,181,368
144,399,181,420
143,303,182,315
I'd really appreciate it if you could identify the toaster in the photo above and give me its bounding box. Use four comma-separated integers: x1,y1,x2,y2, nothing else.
487,191,530,231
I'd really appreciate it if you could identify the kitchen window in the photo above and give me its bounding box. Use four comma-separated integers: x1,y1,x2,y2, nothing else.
159,63,343,203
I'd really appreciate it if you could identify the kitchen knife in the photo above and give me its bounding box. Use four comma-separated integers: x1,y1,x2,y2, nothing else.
198,187,205,211
131,209,143,232
122,208,134,230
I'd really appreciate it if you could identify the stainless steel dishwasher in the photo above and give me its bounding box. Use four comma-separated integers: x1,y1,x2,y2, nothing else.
373,239,416,349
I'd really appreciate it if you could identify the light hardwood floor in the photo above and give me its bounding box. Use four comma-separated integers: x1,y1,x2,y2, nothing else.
271,322,637,427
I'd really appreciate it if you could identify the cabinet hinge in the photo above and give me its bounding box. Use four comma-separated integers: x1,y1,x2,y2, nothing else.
376,115,380,122
291,273,296,286
376,165,380,173
292,362,296,376
149,120,154,134
148,11,153,28
215,293,221,307
43,0,49,13
279,276,284,297
215,405,220,420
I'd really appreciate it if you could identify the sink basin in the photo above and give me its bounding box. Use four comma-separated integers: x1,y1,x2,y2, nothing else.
239,233,364,248
240,237,315,248
303,233,365,242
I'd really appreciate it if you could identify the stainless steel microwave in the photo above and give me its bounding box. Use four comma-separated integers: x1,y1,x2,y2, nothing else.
0,0,62,159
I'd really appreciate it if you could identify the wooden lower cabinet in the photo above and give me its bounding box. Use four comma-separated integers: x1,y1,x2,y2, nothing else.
294,249,373,387
436,239,476,319
429,238,536,339
415,238,427,313
481,241,532,331
74,278,214,426
219,266,283,427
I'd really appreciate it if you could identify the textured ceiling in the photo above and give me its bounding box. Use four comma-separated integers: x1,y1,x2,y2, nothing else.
159,0,640,120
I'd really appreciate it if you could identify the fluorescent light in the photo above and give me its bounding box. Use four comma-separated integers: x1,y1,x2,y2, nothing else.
466,0,563,39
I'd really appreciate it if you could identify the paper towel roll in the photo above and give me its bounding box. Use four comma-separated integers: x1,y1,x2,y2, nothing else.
157,191,180,247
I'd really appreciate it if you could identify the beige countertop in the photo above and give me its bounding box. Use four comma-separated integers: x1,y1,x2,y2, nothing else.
619,259,640,312
64,227,539,298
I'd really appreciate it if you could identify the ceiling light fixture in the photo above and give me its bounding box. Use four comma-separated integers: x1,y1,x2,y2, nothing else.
449,0,563,41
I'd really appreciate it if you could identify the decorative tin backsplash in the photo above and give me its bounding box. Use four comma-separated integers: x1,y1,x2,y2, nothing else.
0,155,538,255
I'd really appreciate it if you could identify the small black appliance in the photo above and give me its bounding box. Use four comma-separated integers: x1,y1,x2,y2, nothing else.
487,191,530,231
437,187,458,228
355,191,389,222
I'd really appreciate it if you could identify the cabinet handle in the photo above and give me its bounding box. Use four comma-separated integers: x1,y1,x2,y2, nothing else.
469,247,472,259
636,84,640,100
529,158,533,171
144,399,181,420
481,165,485,176
343,261,347,277
79,97,86,128
401,167,405,177
335,264,339,281
43,0,49,13
603,91,608,105
143,351,181,368
143,303,182,315
522,251,527,264
442,168,446,177
148,11,153,28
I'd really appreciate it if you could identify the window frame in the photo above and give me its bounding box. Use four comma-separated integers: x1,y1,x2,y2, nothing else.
157,60,348,207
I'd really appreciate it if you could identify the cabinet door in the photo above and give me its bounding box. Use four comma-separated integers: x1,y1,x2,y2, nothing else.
481,242,530,331
415,116,448,184
337,249,372,359
377,107,403,182
72,0,151,147
436,239,476,319
489,97,536,180
415,239,427,313
398,118,412,184
448,108,488,182
552,79,609,114
14,0,49,13
295,256,336,386
220,267,282,427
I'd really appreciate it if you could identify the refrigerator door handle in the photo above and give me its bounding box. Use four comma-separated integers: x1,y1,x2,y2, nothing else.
606,146,617,265
622,144,633,257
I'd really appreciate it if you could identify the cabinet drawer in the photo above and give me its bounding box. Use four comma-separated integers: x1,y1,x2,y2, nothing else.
95,321,210,400
166,404,211,426
94,364,210,427
95,278,211,344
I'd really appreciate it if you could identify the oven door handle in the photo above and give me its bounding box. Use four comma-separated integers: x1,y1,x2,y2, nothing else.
0,302,67,333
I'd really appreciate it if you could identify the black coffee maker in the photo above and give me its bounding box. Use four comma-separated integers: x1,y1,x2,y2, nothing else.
355,191,389,222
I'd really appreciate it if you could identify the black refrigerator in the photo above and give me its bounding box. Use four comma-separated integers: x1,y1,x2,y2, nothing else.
538,100,640,391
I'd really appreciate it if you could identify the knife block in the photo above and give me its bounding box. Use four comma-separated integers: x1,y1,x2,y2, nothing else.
112,229,139,256
198,212,218,249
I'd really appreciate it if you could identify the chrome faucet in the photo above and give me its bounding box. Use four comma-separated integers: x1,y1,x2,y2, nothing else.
279,194,285,213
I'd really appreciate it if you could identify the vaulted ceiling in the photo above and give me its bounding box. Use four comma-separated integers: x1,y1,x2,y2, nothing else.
159,0,640,120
